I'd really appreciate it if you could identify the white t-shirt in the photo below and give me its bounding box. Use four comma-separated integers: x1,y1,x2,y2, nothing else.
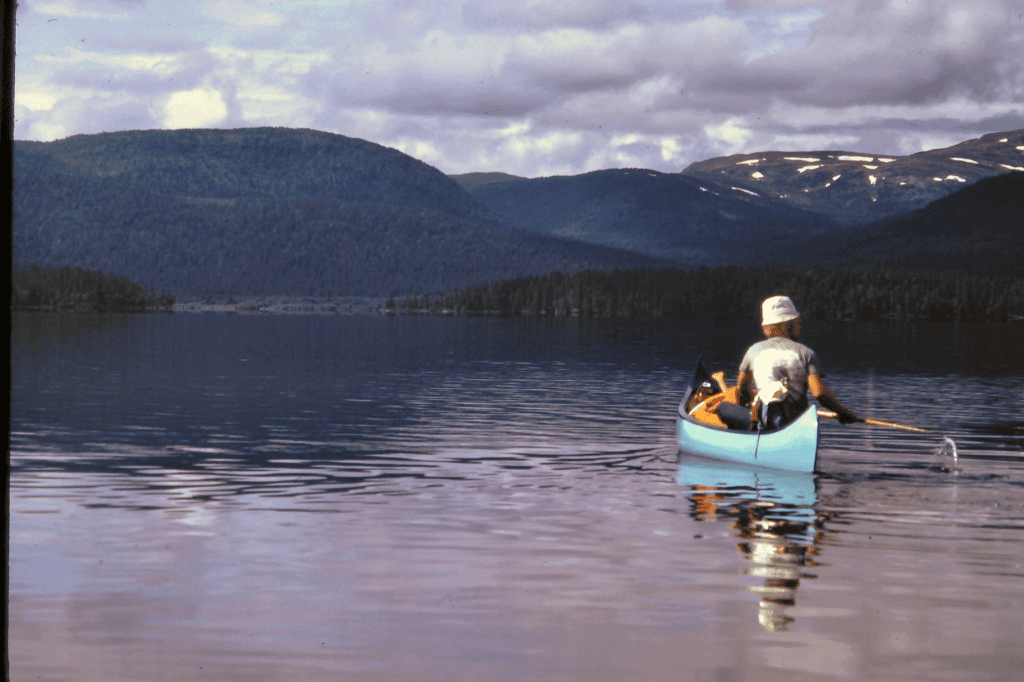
738,337,820,402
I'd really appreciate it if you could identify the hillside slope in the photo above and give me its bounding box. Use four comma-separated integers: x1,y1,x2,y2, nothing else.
449,172,528,192
15,127,502,224
794,171,1024,277
13,129,673,295
15,127,1022,298
465,168,839,266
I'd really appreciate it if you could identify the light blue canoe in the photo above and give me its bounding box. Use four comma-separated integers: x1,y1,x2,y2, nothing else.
676,359,820,473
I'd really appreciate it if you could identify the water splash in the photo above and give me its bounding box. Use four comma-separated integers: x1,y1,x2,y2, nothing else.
932,436,959,473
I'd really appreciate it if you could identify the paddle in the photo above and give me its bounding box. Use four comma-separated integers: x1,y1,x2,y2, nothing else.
712,374,931,432
818,410,931,433
819,409,959,467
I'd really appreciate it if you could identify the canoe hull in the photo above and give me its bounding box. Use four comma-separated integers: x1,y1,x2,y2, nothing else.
676,404,819,472
676,359,820,473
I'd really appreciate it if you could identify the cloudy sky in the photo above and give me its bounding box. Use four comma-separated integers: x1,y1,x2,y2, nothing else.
13,0,1024,177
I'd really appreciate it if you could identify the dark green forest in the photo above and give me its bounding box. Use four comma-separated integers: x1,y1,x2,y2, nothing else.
808,172,1024,277
15,127,499,224
468,170,1024,278
14,131,671,296
392,266,1024,322
12,264,175,311
465,167,838,265
13,128,1023,302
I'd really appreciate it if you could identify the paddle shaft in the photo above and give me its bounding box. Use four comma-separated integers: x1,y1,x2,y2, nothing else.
704,369,933,435
818,409,934,434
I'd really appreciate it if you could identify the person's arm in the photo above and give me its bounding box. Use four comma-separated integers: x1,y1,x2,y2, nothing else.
808,373,860,424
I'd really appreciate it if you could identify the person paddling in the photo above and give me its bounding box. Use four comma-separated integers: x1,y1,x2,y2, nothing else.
733,296,860,430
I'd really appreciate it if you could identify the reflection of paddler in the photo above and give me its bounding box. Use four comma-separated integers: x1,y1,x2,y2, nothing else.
678,458,823,632
733,502,823,632
678,458,818,527
690,484,726,520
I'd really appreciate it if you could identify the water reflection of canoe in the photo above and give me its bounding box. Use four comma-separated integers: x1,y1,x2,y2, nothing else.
676,359,819,473
677,456,818,519
678,456,821,632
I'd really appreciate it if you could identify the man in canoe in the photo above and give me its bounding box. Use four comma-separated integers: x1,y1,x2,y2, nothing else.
710,295,860,430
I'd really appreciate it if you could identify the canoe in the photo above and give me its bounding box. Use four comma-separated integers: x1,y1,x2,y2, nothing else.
676,359,820,473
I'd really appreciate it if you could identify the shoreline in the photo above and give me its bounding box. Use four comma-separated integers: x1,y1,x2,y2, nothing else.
172,295,387,315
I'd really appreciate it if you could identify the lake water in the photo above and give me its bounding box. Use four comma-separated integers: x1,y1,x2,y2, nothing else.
9,312,1024,682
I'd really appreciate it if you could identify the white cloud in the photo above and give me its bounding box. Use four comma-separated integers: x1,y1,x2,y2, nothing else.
39,48,182,74
391,138,444,165
704,117,754,154
735,0,1021,107
12,0,1024,175
15,94,161,141
16,92,59,111
659,137,684,161
24,121,69,141
32,0,129,19
202,0,286,28
164,88,229,128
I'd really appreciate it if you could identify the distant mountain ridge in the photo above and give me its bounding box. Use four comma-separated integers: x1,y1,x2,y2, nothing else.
460,130,1023,276
461,167,840,266
13,127,1023,298
681,130,1024,225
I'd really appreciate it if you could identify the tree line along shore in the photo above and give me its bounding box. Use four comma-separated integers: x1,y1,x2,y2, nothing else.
12,265,175,312
13,263,1022,321
388,266,1024,322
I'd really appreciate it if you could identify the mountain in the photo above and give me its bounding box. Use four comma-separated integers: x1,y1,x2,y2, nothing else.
681,130,1024,225
462,131,1023,272
462,168,840,266
792,171,1024,277
13,128,673,296
14,127,1023,299
15,126,503,224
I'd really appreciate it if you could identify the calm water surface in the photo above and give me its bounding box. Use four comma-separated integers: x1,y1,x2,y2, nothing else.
9,313,1024,681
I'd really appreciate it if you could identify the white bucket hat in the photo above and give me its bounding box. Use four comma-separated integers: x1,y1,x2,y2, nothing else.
762,295,800,325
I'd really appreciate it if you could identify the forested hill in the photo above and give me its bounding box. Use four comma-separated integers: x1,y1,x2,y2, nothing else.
793,171,1024,278
13,128,673,296
14,127,1023,299
464,168,839,266
449,172,528,192
462,132,1024,275
15,127,498,224
13,264,175,311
